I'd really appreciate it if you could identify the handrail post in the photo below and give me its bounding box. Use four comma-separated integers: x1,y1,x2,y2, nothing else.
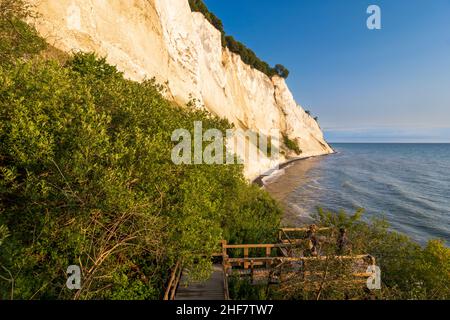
223,264,230,300
221,240,228,258
221,240,230,274
250,260,255,283
266,246,271,268
244,248,249,269
221,240,231,300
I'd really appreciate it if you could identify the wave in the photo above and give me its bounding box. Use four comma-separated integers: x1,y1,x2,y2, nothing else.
271,144,450,245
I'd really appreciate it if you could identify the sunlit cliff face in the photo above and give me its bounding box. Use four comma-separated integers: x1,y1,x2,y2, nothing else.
27,0,332,179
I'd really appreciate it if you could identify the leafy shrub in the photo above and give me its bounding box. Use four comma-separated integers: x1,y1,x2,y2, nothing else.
0,51,283,299
0,225,9,247
313,209,450,300
238,209,449,301
0,0,46,64
282,134,302,155
228,275,278,300
0,7,283,299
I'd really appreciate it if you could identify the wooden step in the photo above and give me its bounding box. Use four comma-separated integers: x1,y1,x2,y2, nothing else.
175,264,225,300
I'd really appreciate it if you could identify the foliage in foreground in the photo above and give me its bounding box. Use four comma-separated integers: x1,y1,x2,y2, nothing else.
0,6,282,299
314,208,450,300
230,209,450,300
1,1,449,301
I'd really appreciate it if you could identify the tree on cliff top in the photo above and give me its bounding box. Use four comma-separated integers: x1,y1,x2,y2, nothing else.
274,64,290,79
189,0,289,79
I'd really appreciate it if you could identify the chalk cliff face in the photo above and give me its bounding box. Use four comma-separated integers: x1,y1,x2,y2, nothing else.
28,0,333,180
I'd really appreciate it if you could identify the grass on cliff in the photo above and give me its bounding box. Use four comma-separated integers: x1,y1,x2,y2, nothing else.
282,134,302,156
0,3,282,299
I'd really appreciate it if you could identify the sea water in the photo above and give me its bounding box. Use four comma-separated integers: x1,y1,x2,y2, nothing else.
264,143,450,245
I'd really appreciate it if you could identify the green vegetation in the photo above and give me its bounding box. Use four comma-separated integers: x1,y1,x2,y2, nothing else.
304,110,319,122
311,208,450,300
2,1,449,301
228,275,281,300
0,2,282,299
188,0,289,79
188,0,225,40
282,134,302,155
229,209,450,300
0,0,46,65
274,64,290,79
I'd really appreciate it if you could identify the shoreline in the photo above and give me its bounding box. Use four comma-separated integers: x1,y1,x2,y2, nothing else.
252,151,336,187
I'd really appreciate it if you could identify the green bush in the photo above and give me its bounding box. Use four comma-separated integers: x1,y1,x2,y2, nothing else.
0,51,282,299
228,275,279,300
282,134,302,155
4,0,447,302
0,0,46,65
0,5,282,299
243,209,450,301
313,208,450,300
0,50,282,299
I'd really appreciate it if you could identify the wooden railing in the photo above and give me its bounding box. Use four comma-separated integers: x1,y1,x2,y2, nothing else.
221,241,292,271
168,228,376,299
278,227,332,244
225,254,375,267
222,263,230,300
221,237,376,289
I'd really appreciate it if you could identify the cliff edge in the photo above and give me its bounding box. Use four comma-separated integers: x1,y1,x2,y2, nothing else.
27,0,333,180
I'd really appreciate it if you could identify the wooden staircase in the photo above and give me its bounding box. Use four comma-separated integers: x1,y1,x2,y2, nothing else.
164,227,376,300
174,264,226,300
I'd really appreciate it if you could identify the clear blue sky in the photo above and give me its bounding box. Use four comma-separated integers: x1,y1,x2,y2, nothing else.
204,0,450,142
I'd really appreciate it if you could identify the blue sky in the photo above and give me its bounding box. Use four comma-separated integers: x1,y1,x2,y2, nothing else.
204,0,450,142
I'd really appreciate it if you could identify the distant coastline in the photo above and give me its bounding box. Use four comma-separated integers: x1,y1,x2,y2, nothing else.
252,152,334,187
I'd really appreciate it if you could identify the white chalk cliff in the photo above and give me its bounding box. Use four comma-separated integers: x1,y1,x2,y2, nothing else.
28,0,333,180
